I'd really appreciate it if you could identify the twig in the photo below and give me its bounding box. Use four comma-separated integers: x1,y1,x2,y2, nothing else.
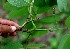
23,27,66,33
31,17,36,28
29,0,36,28
15,20,29,31
15,17,40,31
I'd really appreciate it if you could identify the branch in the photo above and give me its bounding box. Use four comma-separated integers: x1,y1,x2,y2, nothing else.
15,17,40,31
22,27,66,33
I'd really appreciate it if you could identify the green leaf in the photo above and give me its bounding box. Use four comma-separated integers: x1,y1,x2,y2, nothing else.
48,38,58,48
2,41,23,49
45,0,50,5
65,16,70,26
37,6,50,14
57,0,68,12
24,22,34,29
18,13,29,25
7,0,28,7
46,0,57,6
58,34,70,49
40,15,61,24
32,29,48,37
24,21,41,29
3,2,20,11
2,37,13,44
18,32,29,41
8,7,28,19
34,0,46,7
26,43,46,49
24,0,31,3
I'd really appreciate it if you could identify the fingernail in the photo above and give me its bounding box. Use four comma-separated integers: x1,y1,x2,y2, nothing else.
10,26,17,32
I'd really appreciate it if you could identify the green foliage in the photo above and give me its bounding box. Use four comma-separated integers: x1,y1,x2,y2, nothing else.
24,0,31,3
1,0,70,49
2,37,13,44
24,22,34,29
40,15,61,24
48,38,58,49
32,29,48,37
34,0,46,7
18,14,29,25
58,34,70,49
57,0,68,12
45,0,57,6
26,43,47,49
65,16,70,27
7,0,28,7
45,0,50,5
18,32,29,42
37,6,50,14
8,7,28,19
23,21,41,29
3,2,20,11
2,41,23,49
3,2,29,19
34,0,57,7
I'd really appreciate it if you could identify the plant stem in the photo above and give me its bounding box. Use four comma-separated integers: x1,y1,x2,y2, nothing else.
31,17,36,28
29,0,36,28
30,27,65,32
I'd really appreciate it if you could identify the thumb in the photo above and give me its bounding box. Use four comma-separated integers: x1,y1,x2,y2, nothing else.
0,24,17,33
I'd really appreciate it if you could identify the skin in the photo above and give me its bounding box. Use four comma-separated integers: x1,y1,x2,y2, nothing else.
0,18,19,38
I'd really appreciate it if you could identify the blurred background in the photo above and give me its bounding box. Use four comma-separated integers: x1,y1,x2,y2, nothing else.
0,0,70,49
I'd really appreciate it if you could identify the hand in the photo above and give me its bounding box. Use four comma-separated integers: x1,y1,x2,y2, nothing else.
0,18,19,38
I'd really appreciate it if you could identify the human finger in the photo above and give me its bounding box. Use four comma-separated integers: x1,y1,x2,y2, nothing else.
10,32,17,36
0,24,14,33
1,33,9,38
0,19,19,28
